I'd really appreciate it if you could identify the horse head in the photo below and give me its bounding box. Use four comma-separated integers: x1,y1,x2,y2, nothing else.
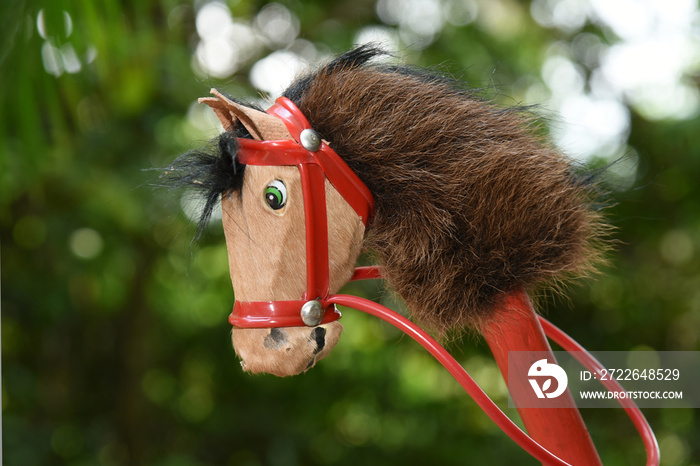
192,90,369,376
167,45,605,377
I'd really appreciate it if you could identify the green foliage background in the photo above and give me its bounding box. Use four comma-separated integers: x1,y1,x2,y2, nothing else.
2,0,699,465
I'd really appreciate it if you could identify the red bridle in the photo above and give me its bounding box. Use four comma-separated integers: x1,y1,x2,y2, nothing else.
228,96,374,328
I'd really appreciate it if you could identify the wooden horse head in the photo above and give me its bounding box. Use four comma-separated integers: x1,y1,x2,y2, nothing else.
167,45,605,377
194,90,369,377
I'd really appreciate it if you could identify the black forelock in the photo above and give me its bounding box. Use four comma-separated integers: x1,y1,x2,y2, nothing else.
157,118,252,243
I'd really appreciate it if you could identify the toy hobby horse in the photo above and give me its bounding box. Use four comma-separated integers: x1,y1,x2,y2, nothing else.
162,46,632,465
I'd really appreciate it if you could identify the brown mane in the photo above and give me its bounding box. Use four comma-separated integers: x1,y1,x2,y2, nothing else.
283,46,608,334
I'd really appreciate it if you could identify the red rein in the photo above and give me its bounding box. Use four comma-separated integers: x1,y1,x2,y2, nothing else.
227,98,659,465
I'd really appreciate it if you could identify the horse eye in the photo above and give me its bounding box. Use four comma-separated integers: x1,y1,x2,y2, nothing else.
264,180,287,210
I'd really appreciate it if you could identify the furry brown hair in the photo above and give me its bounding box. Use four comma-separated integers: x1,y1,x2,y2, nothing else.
282,46,607,334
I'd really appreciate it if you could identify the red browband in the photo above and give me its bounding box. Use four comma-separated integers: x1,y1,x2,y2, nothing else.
229,97,375,329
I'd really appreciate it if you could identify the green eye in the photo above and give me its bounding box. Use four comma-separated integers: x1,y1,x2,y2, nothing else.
265,180,287,210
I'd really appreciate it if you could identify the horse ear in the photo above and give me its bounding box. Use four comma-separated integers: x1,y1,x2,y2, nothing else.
199,88,291,141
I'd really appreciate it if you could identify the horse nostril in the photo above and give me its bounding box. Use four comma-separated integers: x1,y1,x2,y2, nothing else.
263,328,289,350
311,326,326,354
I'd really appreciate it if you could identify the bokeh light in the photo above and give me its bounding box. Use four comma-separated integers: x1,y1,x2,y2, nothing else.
194,1,261,78
69,228,104,260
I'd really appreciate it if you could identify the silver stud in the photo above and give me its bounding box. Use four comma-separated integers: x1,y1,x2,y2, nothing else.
300,129,321,152
300,300,324,327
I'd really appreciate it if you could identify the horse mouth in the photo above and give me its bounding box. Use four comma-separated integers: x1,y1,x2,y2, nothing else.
233,323,341,377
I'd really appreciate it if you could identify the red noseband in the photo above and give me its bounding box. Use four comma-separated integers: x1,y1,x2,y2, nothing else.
229,97,374,328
